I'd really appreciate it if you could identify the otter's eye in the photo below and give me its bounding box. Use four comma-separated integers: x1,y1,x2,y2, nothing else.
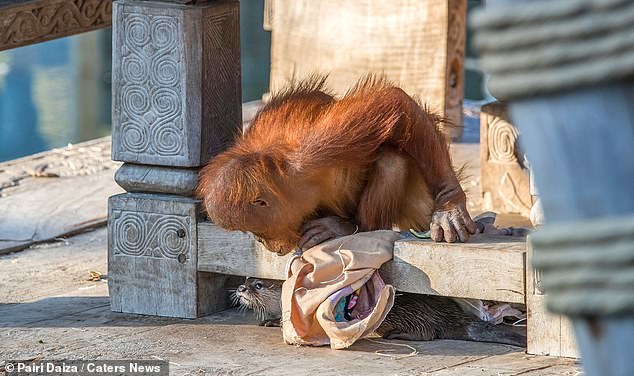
255,282,263,290
250,198,269,207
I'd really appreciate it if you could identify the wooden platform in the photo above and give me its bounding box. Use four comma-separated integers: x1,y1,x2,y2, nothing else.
0,134,569,374
198,222,526,303
0,228,582,375
0,138,123,255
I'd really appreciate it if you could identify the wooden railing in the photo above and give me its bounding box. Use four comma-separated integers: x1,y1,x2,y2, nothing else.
0,0,112,51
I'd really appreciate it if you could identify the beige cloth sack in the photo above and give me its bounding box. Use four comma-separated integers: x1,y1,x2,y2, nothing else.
281,230,401,349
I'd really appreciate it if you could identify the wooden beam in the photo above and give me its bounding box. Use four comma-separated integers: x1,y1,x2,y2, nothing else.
197,222,527,303
197,222,288,280
0,0,112,51
386,236,526,303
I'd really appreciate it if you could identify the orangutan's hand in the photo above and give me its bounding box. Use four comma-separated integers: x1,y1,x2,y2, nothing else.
299,216,357,251
430,204,477,243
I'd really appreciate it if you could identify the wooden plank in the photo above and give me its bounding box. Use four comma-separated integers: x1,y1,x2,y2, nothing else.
197,221,289,279
197,222,526,303
444,0,467,136
385,235,526,303
0,138,123,255
430,351,581,375
0,0,112,52
269,0,465,138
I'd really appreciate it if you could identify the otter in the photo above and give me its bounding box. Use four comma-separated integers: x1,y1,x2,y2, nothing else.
231,278,284,327
231,278,525,347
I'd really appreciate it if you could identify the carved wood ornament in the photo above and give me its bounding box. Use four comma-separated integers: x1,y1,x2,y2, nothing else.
0,0,112,51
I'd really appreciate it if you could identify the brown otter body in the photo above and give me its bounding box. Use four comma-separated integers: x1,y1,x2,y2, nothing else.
233,278,525,347
377,292,525,346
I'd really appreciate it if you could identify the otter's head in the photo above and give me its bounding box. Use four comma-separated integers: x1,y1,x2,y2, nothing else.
197,147,320,255
230,278,283,319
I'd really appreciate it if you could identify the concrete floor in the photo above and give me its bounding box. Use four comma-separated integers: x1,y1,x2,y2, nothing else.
0,228,581,376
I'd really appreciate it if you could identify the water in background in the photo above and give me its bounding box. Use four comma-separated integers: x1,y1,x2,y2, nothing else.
0,1,487,162
0,1,271,162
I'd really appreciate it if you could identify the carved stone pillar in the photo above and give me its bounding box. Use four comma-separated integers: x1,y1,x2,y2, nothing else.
108,0,241,318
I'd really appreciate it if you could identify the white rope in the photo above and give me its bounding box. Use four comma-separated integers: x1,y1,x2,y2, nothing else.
365,338,419,360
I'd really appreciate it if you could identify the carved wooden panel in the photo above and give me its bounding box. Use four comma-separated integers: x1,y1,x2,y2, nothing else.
0,0,112,51
200,2,242,163
108,193,207,318
112,3,187,165
111,210,191,261
112,0,241,167
480,102,533,217
108,193,198,262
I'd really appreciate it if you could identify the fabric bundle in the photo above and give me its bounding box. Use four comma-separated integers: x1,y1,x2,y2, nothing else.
281,230,401,349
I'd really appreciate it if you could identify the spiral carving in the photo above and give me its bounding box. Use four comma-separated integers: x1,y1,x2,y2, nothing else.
488,118,519,163
0,0,112,50
120,119,149,153
155,123,183,155
151,56,180,87
118,11,185,158
127,17,150,47
152,17,178,50
122,56,148,84
113,210,189,260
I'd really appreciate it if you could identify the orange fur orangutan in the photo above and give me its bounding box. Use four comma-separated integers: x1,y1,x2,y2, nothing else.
197,77,477,255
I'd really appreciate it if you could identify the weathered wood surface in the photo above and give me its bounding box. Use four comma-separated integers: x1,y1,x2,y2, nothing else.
526,237,578,358
197,222,526,303
480,102,532,217
197,222,289,279
510,83,634,372
0,138,122,255
108,0,243,319
268,0,466,139
0,227,108,305
0,228,581,375
0,0,112,51
108,193,225,318
114,163,199,196
387,236,526,303
111,0,241,167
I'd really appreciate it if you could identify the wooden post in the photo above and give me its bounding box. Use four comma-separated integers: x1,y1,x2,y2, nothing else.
526,237,578,357
108,0,241,318
473,0,634,371
268,0,466,139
